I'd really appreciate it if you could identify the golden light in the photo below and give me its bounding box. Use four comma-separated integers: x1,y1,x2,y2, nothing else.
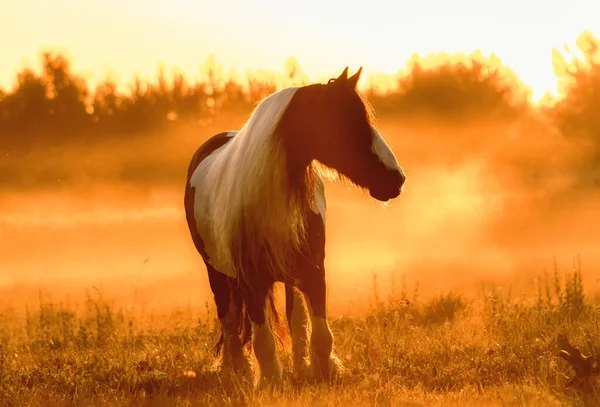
1,0,599,101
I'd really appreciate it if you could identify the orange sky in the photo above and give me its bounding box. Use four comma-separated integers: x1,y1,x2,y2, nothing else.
1,0,598,101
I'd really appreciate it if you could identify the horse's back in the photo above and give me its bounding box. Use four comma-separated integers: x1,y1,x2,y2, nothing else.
186,131,237,182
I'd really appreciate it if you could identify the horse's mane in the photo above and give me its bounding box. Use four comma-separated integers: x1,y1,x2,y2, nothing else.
204,87,316,283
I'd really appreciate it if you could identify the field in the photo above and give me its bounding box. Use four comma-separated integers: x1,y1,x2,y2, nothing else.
2,112,600,406
0,269,598,406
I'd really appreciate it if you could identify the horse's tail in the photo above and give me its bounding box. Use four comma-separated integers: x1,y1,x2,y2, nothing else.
213,283,289,356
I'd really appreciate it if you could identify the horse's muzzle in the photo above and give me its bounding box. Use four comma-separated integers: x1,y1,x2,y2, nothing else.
369,168,405,202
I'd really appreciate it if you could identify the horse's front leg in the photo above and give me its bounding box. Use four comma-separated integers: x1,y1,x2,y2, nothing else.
288,211,341,382
301,266,342,382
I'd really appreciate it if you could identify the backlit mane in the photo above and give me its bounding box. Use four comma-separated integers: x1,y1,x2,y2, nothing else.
204,87,315,282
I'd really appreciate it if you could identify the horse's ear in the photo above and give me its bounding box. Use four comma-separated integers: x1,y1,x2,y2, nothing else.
348,67,362,89
336,67,349,83
327,67,349,87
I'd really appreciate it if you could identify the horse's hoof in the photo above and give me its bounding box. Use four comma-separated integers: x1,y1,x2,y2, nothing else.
329,354,344,382
292,359,311,383
216,357,255,386
256,372,284,392
309,353,344,383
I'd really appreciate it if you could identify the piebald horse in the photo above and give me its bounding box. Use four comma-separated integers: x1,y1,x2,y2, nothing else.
184,67,405,387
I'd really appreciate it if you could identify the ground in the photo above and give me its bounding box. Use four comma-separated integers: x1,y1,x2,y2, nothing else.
0,269,598,407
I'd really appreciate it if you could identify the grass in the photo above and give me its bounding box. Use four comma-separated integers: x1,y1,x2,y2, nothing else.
1,262,599,406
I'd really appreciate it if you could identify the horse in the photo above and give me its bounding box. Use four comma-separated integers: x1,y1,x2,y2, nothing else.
183,67,405,388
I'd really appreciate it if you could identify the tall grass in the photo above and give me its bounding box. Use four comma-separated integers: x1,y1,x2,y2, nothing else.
0,260,598,406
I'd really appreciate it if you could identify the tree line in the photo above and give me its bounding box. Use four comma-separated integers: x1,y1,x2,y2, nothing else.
0,31,599,153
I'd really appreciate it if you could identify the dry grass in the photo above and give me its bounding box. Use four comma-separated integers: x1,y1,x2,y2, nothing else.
1,263,599,407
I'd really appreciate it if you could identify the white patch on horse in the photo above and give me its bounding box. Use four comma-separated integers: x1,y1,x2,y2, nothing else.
190,87,307,280
371,127,401,172
252,321,283,385
190,143,235,276
305,300,341,380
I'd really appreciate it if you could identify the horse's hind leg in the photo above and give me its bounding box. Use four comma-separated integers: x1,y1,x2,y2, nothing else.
285,284,310,379
206,265,252,381
244,283,283,388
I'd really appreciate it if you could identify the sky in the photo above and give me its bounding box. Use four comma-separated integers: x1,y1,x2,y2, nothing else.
1,0,599,101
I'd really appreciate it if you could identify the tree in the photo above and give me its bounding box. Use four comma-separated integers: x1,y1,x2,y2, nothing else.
200,55,226,113
167,70,209,120
118,75,163,132
91,77,122,131
551,30,600,187
552,31,600,141
283,57,308,87
368,51,531,121
0,68,50,139
0,89,7,122
42,52,91,133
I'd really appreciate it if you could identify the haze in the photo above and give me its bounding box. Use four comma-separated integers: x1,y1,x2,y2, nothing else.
2,5,600,320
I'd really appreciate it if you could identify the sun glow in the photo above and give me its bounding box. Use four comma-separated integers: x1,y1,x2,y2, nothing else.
1,0,599,103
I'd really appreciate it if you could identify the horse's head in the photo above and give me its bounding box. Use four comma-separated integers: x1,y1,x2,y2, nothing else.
289,67,405,202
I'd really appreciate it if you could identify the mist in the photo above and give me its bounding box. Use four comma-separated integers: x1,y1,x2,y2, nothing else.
2,43,600,317
2,114,600,316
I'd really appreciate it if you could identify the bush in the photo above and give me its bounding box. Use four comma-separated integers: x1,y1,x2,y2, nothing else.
551,31,600,188
366,51,531,121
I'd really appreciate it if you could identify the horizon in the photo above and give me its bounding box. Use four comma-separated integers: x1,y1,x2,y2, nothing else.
2,0,599,102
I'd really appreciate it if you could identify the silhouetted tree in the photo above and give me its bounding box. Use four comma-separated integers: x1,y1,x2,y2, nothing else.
283,57,309,87
552,31,600,140
200,55,227,114
91,77,123,131
170,72,199,119
0,89,7,122
0,68,50,142
246,73,277,105
220,76,248,111
166,70,211,120
118,75,164,132
42,52,91,134
368,51,531,120
551,31,600,187
0,49,538,150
